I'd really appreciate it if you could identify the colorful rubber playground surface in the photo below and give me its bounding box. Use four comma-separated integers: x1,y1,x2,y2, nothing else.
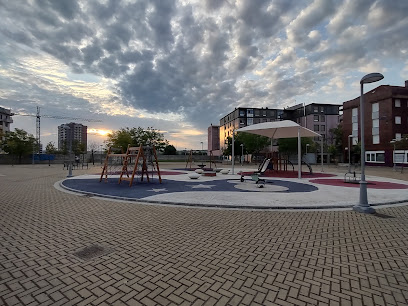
59,167,408,210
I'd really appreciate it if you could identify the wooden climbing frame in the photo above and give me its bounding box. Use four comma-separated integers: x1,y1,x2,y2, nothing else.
100,144,162,186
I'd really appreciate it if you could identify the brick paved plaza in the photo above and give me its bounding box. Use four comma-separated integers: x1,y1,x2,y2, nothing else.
1,164,408,305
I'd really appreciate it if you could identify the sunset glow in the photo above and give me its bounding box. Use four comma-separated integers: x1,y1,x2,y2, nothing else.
88,128,112,136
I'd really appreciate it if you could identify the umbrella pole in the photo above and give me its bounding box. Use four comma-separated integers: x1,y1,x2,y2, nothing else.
321,135,324,172
298,127,301,179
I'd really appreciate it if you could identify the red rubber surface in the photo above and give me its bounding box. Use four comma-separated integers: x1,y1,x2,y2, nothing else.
310,179,408,189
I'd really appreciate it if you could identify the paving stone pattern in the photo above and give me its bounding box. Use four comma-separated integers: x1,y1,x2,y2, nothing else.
1,165,408,305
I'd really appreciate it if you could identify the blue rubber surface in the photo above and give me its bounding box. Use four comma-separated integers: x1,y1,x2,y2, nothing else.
61,178,318,200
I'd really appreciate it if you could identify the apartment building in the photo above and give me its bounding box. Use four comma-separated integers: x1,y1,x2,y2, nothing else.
207,124,221,156
0,107,13,140
58,122,87,150
281,103,341,144
342,81,408,166
219,107,283,152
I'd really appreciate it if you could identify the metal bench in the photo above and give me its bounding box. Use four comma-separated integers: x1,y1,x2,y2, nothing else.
344,171,361,183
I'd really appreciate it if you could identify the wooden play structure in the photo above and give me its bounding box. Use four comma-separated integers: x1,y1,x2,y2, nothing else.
185,150,193,169
185,149,218,170
100,144,162,186
208,150,217,169
267,152,294,172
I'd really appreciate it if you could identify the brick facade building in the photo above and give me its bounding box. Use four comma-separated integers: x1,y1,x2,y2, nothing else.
342,81,408,166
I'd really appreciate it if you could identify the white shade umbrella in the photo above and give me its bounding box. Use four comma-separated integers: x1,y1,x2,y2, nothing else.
235,120,322,179
236,120,320,139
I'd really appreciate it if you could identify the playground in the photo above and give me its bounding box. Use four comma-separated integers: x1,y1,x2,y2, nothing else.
59,120,408,210
59,148,408,209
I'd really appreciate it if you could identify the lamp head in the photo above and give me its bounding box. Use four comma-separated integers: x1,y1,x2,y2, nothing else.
360,73,384,84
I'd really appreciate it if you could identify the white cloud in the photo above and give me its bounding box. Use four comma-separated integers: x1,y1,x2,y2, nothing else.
358,59,385,74
0,0,407,149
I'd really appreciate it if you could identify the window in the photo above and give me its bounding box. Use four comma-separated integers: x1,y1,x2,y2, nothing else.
372,103,379,144
365,151,385,163
239,110,245,117
373,135,379,144
262,110,266,116
320,106,324,113
314,125,319,131
352,107,358,144
395,116,401,124
396,133,402,140
321,125,325,132
395,99,401,107
314,115,319,122
320,115,325,122
254,109,260,116
394,150,408,164
247,109,254,117
247,118,253,125
314,106,318,113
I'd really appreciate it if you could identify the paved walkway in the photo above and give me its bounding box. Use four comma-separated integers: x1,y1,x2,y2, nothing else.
1,164,408,305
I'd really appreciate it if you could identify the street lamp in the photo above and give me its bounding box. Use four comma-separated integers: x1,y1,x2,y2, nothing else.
353,72,384,214
66,126,73,177
348,135,353,172
240,144,244,165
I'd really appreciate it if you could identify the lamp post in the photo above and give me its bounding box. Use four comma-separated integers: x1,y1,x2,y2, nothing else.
348,135,353,172
240,144,244,165
353,73,384,214
67,126,73,177
200,142,203,158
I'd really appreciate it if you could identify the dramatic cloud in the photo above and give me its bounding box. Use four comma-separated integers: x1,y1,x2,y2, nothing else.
0,0,407,148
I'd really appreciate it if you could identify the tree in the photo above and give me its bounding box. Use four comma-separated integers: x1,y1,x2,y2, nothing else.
106,127,169,152
222,136,241,156
72,140,86,156
222,133,270,157
278,137,314,156
59,140,68,155
163,144,177,155
45,141,58,154
236,132,270,155
329,125,343,153
2,129,36,163
395,135,408,150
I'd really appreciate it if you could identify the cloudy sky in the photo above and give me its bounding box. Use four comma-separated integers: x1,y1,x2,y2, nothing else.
1,0,408,150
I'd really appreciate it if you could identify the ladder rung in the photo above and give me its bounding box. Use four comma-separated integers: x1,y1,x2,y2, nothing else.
120,177,132,181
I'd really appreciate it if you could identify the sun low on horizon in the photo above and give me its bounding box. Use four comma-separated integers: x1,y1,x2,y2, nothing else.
88,128,112,137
